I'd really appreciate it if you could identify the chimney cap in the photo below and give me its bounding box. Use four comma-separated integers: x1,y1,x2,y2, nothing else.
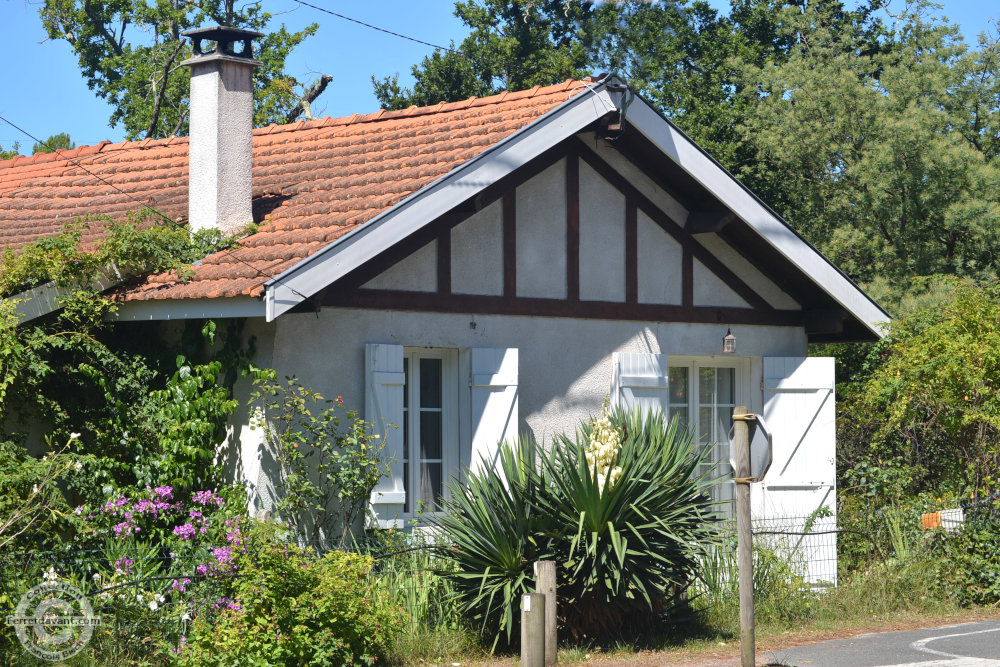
182,25,264,61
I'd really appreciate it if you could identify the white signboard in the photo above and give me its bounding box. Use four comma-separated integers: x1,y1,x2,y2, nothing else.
729,414,773,481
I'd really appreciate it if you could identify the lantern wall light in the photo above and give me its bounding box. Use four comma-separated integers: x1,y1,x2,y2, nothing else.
723,328,736,354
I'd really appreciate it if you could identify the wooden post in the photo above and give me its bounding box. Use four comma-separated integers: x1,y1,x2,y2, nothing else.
732,406,755,667
521,593,546,667
534,560,557,666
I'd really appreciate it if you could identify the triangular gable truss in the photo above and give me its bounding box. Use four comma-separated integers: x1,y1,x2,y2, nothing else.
321,143,800,328
259,78,887,340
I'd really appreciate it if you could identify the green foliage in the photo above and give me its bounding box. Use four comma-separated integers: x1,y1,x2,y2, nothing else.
39,0,324,139
250,371,389,549
842,282,1000,499
432,406,718,648
0,437,85,551
139,352,238,490
175,538,405,666
934,510,1000,606
374,0,592,109
733,2,1000,292
0,216,254,509
0,142,19,160
31,132,75,154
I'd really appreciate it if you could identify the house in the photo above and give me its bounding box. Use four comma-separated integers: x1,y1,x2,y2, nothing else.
0,27,888,582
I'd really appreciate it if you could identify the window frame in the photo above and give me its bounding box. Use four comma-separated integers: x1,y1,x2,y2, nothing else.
667,355,751,516
402,347,460,517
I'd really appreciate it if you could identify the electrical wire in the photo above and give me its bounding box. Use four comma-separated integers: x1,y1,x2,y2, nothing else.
291,0,458,53
0,115,312,304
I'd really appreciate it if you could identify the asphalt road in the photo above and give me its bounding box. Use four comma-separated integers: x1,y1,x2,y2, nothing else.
767,619,1000,666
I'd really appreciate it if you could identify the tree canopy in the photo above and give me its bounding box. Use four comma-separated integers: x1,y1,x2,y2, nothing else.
39,0,330,139
32,133,75,154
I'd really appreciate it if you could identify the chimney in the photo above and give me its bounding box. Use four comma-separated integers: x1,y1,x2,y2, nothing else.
181,26,262,236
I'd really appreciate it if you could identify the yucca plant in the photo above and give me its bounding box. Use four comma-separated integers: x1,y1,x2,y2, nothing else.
431,406,720,647
541,407,719,638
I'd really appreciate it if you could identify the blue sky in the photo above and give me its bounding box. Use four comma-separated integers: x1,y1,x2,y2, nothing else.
0,0,996,151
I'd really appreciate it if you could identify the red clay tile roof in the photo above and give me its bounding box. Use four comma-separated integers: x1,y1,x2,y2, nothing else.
0,79,597,302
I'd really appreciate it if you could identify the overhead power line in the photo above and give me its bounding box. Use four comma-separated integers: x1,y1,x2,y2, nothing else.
291,0,458,53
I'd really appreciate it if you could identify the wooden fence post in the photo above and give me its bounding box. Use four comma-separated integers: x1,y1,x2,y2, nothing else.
534,560,557,666
521,593,546,667
733,406,755,667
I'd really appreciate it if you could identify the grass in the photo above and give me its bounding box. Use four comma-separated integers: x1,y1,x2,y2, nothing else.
383,531,997,667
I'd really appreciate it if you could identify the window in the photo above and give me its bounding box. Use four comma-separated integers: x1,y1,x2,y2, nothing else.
366,344,518,528
668,360,744,515
402,348,458,515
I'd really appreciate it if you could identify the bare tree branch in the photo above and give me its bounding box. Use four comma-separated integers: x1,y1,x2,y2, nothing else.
283,74,333,124
145,41,188,139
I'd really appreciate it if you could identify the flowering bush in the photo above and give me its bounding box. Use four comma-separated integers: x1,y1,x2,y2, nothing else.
77,485,240,550
174,538,404,666
433,406,719,646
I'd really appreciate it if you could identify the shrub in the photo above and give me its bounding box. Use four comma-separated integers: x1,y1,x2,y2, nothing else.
432,406,718,647
933,510,1000,606
175,539,404,666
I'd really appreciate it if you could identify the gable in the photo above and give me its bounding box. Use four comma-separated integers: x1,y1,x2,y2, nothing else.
323,142,803,329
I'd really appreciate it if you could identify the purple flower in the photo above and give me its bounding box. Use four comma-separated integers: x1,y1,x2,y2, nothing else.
153,485,173,500
173,523,196,540
171,577,192,592
114,558,133,573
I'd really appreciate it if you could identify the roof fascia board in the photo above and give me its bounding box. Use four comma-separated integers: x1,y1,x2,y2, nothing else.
623,97,890,337
264,85,618,321
114,296,265,321
9,275,118,325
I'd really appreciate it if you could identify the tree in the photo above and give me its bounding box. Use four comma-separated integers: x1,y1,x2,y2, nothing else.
731,2,1000,297
0,143,19,160
39,0,330,139
373,0,593,110
32,133,75,154
841,281,1000,499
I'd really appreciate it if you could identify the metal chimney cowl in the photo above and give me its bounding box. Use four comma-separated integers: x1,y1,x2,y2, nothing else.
181,26,263,237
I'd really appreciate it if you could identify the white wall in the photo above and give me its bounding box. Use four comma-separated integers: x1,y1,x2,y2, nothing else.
269,308,807,443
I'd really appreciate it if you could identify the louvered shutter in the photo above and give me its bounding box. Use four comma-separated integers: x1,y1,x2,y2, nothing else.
611,352,669,413
762,356,837,585
468,348,518,475
365,343,405,529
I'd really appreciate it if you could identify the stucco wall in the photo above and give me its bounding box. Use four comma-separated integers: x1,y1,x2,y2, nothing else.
268,308,807,443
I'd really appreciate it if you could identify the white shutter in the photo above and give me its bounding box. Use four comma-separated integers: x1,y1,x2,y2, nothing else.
468,348,518,475
611,352,669,414
365,343,405,529
762,356,837,585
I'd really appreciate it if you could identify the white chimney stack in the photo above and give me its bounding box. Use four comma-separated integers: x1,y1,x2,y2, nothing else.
181,26,261,236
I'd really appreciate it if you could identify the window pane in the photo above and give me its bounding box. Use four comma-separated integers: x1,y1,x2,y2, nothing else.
699,367,716,404
669,367,688,403
698,406,713,441
420,358,442,408
420,462,442,510
717,368,735,404
420,411,442,460
669,406,689,432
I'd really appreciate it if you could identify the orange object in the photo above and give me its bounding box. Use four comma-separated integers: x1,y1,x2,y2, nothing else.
922,512,941,529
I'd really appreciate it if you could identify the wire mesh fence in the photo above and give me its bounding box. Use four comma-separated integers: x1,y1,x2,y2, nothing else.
693,513,842,603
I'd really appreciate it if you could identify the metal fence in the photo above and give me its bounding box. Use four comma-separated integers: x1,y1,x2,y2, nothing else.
693,513,841,602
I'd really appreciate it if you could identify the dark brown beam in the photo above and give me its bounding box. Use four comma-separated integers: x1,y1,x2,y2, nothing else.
567,153,580,302
323,288,803,327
